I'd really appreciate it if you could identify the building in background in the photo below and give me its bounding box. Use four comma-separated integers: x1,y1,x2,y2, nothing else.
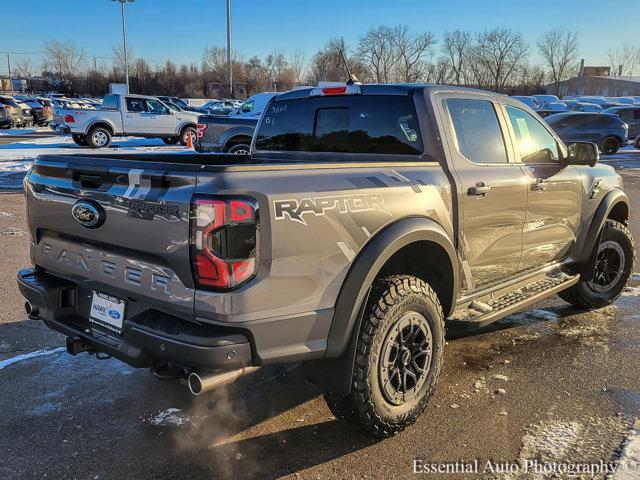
547,60,640,97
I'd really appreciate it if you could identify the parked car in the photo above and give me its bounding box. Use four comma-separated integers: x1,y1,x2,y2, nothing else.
197,100,237,116
608,97,640,106
0,95,24,128
195,92,278,153
0,103,12,128
604,106,640,139
545,112,628,154
15,96,54,126
512,96,541,110
537,102,569,118
14,99,34,127
18,83,634,438
229,92,277,118
533,94,560,107
572,102,604,113
53,93,198,148
575,96,622,110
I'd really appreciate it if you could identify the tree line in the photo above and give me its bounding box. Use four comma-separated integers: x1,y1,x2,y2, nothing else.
14,26,640,98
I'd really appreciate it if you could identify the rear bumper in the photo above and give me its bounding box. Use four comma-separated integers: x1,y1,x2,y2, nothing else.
55,125,71,134
17,267,253,372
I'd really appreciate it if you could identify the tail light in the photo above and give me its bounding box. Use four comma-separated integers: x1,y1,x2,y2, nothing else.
196,123,207,138
190,197,258,290
64,114,75,123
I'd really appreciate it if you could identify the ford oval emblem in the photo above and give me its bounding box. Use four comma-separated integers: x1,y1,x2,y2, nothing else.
71,200,104,228
108,309,121,320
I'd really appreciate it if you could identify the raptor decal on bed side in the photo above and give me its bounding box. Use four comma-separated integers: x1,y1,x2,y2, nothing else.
273,193,391,225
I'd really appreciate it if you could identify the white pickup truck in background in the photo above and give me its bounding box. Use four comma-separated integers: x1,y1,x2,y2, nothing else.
54,93,199,148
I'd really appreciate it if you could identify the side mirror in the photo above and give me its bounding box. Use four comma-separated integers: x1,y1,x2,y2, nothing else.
564,142,599,167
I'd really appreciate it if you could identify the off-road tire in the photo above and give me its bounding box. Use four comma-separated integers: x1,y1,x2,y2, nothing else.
324,275,445,438
72,134,88,146
559,220,635,309
602,136,621,155
179,126,196,146
86,126,112,149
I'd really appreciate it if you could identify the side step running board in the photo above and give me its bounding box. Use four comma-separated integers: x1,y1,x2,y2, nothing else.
447,273,580,329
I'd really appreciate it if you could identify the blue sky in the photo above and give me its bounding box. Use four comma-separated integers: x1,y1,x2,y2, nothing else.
1,0,639,72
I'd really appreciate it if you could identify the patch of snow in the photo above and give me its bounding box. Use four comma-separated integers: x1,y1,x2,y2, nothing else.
0,347,66,370
147,408,191,426
612,424,640,479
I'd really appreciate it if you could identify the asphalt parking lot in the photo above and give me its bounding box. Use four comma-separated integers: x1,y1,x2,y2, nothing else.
1,140,640,479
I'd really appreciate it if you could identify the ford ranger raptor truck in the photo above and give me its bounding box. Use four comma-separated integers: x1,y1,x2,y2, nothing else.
17,84,634,438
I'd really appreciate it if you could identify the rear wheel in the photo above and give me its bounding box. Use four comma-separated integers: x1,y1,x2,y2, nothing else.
635,136,640,149
86,126,111,149
559,220,635,309
323,275,444,438
602,136,621,155
72,134,88,146
226,143,251,155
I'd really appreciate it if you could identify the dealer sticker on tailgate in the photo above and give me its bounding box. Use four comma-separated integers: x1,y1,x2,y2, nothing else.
89,292,125,334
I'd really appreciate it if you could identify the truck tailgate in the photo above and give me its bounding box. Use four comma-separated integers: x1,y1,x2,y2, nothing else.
26,155,200,318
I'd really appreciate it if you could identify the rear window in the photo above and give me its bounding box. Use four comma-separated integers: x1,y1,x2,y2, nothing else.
101,95,119,110
255,95,423,155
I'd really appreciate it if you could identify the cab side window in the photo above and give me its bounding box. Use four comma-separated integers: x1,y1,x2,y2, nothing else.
506,105,559,163
126,98,146,113
445,98,508,164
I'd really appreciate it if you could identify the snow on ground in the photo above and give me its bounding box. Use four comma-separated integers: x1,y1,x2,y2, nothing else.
0,347,66,370
0,126,52,136
146,408,192,426
0,134,193,190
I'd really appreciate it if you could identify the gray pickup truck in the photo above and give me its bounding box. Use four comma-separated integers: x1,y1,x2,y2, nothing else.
195,92,277,154
17,83,634,438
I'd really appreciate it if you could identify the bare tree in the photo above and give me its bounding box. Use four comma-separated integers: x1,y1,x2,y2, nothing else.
42,40,86,91
112,44,135,82
608,45,640,78
307,37,367,83
358,25,400,83
288,49,307,85
442,30,472,85
474,29,529,91
392,26,436,83
14,59,35,79
537,28,579,95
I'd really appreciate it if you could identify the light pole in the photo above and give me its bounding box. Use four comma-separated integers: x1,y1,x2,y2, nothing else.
112,0,134,93
226,0,233,97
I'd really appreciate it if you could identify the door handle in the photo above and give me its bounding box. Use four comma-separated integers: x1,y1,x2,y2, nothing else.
531,179,547,192
467,182,491,197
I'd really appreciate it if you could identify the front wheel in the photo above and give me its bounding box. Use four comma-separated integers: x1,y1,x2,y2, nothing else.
602,136,621,155
179,127,196,146
324,275,444,438
86,127,111,148
559,220,635,309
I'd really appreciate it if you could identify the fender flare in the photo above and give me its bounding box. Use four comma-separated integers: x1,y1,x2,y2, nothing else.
220,126,255,150
84,120,116,136
303,217,458,394
576,189,629,279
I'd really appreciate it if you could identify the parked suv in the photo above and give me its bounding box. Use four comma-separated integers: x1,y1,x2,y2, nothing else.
0,95,24,128
15,96,53,126
18,84,634,438
545,112,628,154
604,106,640,139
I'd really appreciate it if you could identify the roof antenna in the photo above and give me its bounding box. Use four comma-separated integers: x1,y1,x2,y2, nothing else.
340,50,360,85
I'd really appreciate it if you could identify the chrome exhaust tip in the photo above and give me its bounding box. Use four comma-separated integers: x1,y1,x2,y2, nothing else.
188,366,260,396
25,301,40,319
